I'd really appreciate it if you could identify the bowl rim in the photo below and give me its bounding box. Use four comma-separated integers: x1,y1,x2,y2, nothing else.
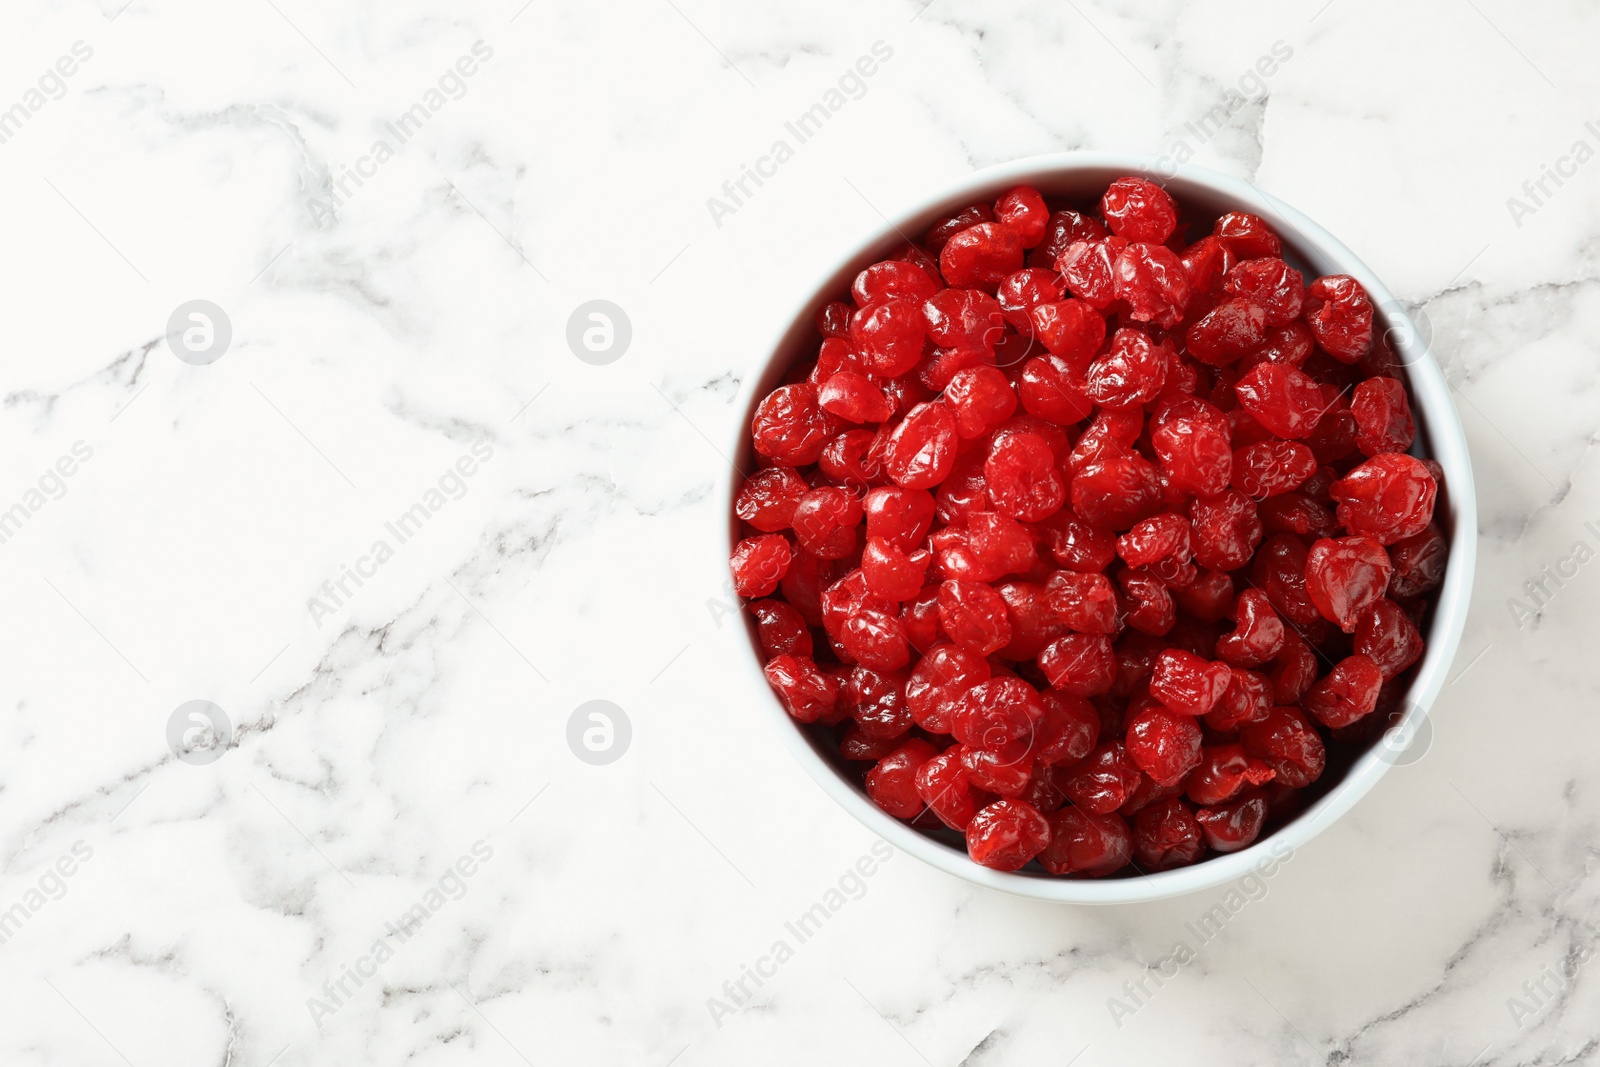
721,151,1478,904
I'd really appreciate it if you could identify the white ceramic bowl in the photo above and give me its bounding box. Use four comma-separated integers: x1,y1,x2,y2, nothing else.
724,152,1477,903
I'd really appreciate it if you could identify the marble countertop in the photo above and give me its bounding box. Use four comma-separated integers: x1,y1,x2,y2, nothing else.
2,0,1597,1063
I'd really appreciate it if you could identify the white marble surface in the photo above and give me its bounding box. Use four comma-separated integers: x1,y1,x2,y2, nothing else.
1,0,1597,1063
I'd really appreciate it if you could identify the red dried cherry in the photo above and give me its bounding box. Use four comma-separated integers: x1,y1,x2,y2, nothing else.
735,466,809,531
840,609,911,672
1350,377,1416,457
1242,320,1315,369
1190,489,1263,572
1037,509,1118,572
965,511,1038,580
1033,209,1108,268
820,569,893,641
1205,667,1271,731
731,534,791,597
845,666,914,738
1269,630,1318,705
1232,439,1316,499
863,486,935,551
1038,633,1116,695
996,268,1064,332
853,260,941,307
993,581,1068,660
1101,177,1178,243
1355,598,1424,681
951,677,1046,750
922,288,1006,352
1045,570,1118,634
883,402,959,489
865,738,939,818
1213,212,1281,259
1117,513,1191,571
906,643,990,732
995,186,1050,247
1083,328,1170,408
1071,452,1162,532
1117,567,1176,636
959,742,1035,797
1148,649,1232,716
1331,452,1437,545
1305,535,1393,632
1113,244,1190,328
941,222,1024,288
816,300,852,338
966,798,1051,870
1303,275,1373,362
764,654,837,723
985,432,1066,522
818,371,893,424
750,599,813,659
791,487,863,560
1039,808,1132,876
839,724,900,762
1387,522,1447,598
1185,744,1275,806
938,580,1013,656
1180,235,1230,295
945,366,1018,439
1125,704,1204,785
1303,654,1383,728
1132,797,1204,870
1234,363,1328,439
1224,258,1304,326
1241,706,1326,788
1017,354,1095,425
915,748,981,830
1035,689,1100,765
817,429,883,488
1056,238,1126,309
1151,397,1233,497
862,537,931,601
1252,533,1321,627
1195,794,1268,853
752,383,831,464
851,299,928,377
1187,298,1267,366
1121,770,1184,817
1215,588,1285,668
927,204,995,252
1060,742,1143,814
1029,299,1107,361
1174,567,1234,623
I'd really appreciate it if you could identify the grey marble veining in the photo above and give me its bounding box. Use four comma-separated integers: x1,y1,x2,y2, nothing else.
0,0,1597,1063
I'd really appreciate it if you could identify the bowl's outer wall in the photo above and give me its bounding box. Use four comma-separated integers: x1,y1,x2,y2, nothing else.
723,153,1478,903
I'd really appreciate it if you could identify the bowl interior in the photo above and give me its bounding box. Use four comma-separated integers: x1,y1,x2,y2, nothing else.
727,154,1476,903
